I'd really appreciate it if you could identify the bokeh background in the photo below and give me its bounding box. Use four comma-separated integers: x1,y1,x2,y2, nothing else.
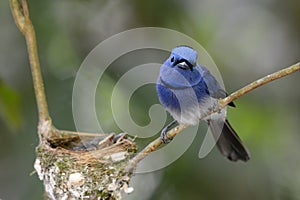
1,0,300,199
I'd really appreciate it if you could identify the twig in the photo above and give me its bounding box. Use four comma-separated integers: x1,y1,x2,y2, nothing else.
219,62,300,107
10,0,50,123
126,62,300,173
56,129,108,137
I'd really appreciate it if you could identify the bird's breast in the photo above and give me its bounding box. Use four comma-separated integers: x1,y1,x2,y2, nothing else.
157,79,212,125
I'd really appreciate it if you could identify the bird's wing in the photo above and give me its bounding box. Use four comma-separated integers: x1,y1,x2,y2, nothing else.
198,65,235,107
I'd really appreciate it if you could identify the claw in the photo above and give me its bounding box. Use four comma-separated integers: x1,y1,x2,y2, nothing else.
160,120,177,144
160,127,173,144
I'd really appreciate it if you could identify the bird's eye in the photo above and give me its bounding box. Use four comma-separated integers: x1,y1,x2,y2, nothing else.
170,57,174,62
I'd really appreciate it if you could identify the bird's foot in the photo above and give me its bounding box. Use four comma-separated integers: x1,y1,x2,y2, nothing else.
210,100,222,113
160,126,173,144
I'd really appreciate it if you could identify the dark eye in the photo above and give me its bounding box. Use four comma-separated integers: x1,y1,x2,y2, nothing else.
170,57,174,62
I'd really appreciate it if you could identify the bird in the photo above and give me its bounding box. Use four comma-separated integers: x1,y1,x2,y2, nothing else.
156,45,250,162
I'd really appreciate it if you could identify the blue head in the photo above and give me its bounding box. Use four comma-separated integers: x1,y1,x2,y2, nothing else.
159,46,202,88
171,46,198,67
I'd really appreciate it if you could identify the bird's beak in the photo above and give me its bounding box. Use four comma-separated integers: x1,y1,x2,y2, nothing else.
178,61,193,71
178,61,189,69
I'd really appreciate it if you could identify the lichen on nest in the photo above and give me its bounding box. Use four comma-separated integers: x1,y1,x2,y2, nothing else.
34,133,137,200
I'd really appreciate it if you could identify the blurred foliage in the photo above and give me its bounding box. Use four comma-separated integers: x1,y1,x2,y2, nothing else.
0,79,22,131
0,0,300,200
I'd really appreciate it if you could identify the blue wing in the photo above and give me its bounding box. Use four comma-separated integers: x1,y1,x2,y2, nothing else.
198,64,235,107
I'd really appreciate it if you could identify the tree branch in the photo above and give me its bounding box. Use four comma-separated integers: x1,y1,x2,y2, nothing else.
10,0,50,124
219,62,300,107
126,62,300,173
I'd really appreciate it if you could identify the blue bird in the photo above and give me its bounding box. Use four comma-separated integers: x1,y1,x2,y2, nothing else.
156,46,250,162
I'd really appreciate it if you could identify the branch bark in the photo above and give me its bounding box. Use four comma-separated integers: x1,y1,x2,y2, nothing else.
219,62,300,107
11,0,50,123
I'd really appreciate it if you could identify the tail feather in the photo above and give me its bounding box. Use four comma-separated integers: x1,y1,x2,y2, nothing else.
209,119,250,162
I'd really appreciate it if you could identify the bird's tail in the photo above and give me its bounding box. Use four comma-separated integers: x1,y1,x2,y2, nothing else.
208,119,250,162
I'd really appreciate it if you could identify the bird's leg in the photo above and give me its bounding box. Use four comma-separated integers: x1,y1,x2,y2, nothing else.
160,120,178,144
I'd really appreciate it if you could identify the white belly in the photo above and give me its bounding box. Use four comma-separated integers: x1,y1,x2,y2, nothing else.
167,96,227,125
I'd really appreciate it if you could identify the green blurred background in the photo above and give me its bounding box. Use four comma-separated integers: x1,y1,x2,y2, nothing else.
0,0,300,199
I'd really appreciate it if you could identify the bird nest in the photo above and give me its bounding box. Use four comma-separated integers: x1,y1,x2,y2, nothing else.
34,128,137,200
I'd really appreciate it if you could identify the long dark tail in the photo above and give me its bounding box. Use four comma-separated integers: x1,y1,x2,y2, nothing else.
208,119,250,162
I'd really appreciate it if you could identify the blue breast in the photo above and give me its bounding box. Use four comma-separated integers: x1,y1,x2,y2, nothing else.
156,78,209,113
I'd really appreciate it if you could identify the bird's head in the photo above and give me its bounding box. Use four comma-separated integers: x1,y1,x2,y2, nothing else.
159,46,202,88
169,46,198,71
